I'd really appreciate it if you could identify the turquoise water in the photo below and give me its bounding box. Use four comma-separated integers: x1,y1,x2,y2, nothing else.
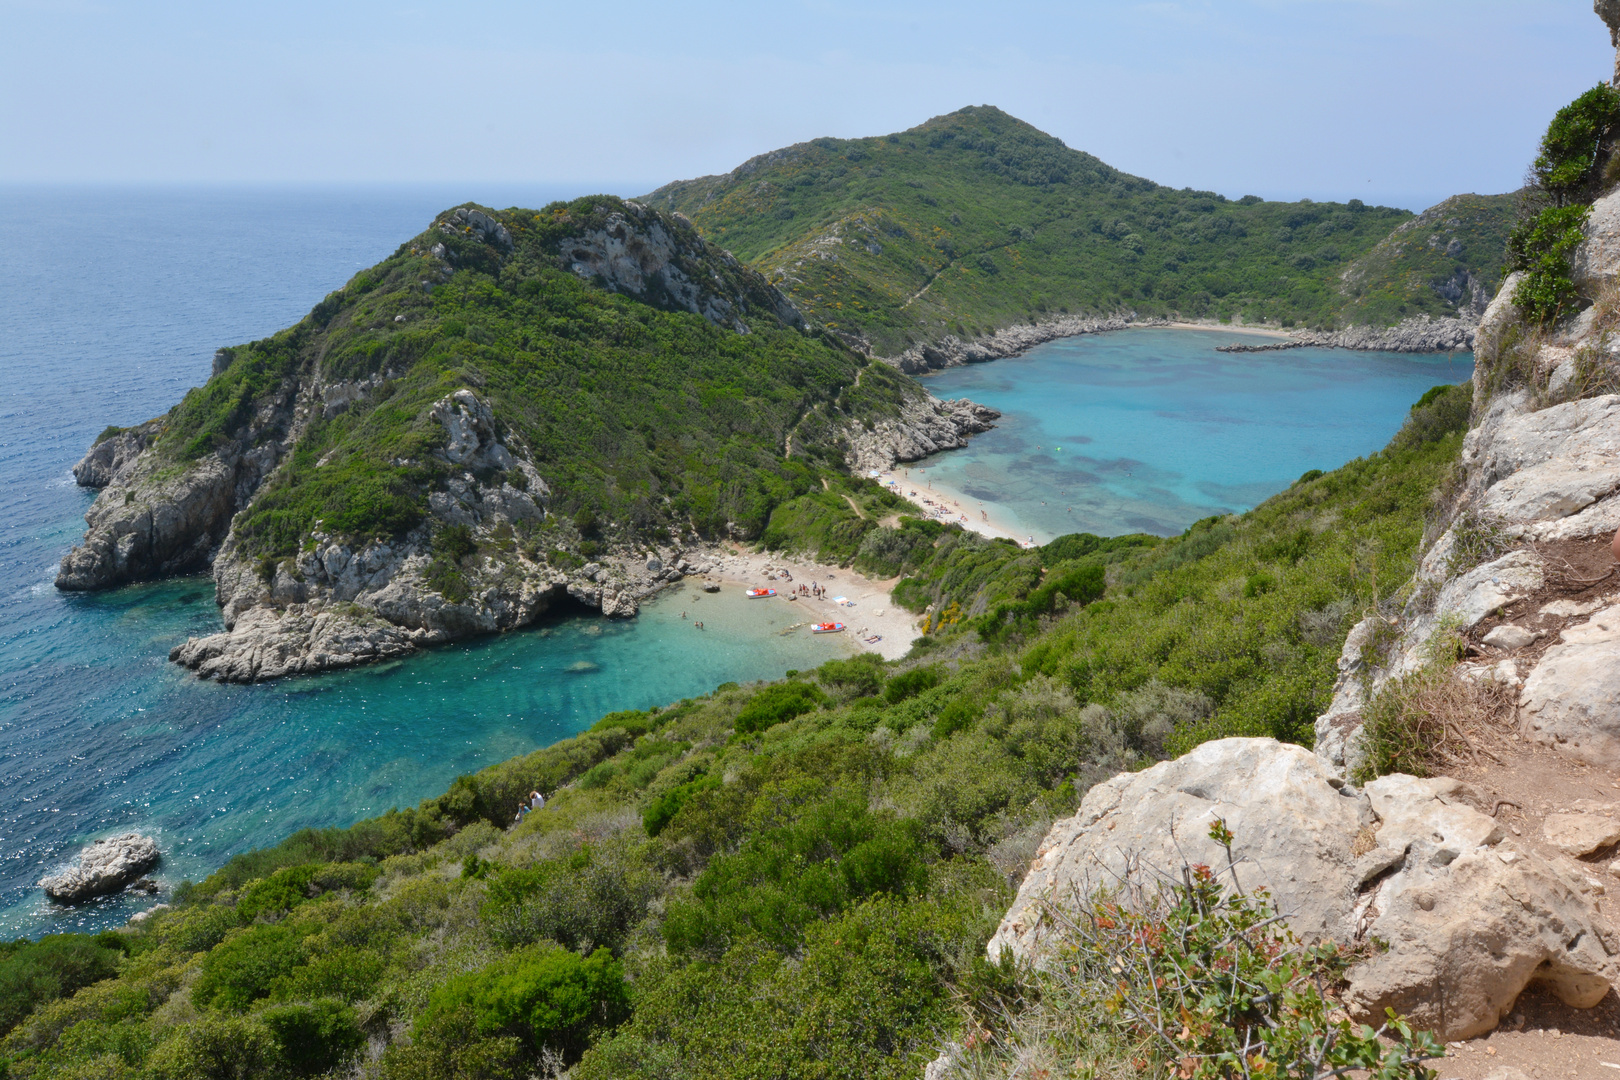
0,188,848,940
913,330,1474,542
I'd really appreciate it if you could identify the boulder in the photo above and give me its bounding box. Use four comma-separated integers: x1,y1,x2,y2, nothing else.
1544,810,1620,856
40,833,161,903
1482,624,1537,650
989,739,1618,1040
1522,601,1620,766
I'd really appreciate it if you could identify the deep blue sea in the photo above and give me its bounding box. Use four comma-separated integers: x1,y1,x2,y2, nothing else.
0,188,1472,942
0,187,855,940
915,330,1474,542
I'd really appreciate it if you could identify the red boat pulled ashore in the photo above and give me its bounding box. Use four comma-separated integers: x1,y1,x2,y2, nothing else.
745,588,777,599
811,622,846,634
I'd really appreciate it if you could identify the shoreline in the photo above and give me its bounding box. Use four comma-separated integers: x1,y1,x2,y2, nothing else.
870,467,1038,547
689,548,921,661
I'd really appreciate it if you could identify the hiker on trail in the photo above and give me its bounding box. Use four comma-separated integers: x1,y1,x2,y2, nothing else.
529,790,544,810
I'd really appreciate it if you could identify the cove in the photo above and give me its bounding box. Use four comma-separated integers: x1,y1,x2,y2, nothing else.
0,186,854,941
911,328,1475,542
0,576,851,939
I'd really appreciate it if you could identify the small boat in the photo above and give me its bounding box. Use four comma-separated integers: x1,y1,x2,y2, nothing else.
811,622,846,634
745,587,777,599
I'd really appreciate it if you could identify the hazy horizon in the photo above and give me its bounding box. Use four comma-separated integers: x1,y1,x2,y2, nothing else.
1,1,1610,216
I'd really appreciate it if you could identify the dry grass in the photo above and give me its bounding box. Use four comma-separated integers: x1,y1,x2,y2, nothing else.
1355,663,1516,782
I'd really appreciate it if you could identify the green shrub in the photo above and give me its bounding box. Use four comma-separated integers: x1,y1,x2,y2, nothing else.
191,925,304,1012
662,792,930,955
418,945,630,1061
144,1013,284,1080
482,840,661,954
955,820,1443,1079
1508,204,1589,326
642,774,720,836
261,1000,365,1076
817,653,886,697
1532,83,1620,203
733,682,828,734
381,1005,525,1080
0,932,127,1036
883,666,940,704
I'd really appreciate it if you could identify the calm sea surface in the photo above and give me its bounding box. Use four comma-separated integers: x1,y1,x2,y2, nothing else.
915,330,1474,542
0,189,1473,941
0,187,853,940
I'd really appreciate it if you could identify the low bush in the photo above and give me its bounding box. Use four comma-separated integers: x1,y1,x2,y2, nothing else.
418,945,630,1061
950,820,1443,1079
733,682,829,733
0,932,127,1036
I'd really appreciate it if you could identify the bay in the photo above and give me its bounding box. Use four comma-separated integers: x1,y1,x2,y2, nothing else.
912,329,1474,543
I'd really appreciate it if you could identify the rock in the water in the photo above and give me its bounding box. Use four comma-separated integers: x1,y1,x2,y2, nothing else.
988,738,1618,1040
1522,602,1620,766
40,833,161,903
1482,623,1537,650
1544,810,1620,856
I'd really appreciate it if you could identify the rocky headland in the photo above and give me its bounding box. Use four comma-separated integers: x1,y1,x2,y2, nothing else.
54,199,1000,683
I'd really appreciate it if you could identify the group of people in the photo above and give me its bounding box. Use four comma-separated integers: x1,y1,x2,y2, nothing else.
796,582,827,598
513,789,546,826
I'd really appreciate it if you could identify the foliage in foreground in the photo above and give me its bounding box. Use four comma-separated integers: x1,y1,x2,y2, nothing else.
1511,83,1620,326
0,384,1470,1079
948,820,1442,1080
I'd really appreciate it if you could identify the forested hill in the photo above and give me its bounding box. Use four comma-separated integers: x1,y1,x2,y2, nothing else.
643,105,1506,355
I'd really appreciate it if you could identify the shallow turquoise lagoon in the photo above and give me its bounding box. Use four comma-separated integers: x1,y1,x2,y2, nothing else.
913,329,1475,542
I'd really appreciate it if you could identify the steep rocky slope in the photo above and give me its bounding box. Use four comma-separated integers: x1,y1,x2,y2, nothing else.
57,198,993,681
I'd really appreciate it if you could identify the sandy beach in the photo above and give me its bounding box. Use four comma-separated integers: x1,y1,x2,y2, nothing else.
869,466,1038,547
689,548,923,661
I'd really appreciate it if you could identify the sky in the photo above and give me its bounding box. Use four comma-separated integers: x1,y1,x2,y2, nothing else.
1,0,1612,212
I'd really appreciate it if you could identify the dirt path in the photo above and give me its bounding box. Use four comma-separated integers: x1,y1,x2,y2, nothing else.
1413,541,1620,1077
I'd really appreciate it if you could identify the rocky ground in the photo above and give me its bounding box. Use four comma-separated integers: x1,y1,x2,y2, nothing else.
986,157,1620,1077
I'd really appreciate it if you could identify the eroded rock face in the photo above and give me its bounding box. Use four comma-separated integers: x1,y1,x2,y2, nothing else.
990,738,1618,1040
1522,601,1620,766
56,454,243,590
844,395,1000,472
71,420,161,488
560,201,803,333
40,833,161,903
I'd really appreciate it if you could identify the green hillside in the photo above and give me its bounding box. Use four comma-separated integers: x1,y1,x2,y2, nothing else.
1337,192,1519,326
0,383,1473,1080
144,196,924,559
644,106,1421,353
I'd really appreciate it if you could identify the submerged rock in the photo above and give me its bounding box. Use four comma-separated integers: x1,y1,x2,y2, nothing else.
40,833,161,903
990,738,1618,1040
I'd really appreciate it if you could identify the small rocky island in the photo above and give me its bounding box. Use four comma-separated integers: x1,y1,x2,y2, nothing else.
39,833,161,903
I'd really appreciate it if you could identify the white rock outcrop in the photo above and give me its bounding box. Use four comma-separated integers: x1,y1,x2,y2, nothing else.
1522,601,1620,766
40,833,161,903
990,739,1618,1040
843,395,1000,472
